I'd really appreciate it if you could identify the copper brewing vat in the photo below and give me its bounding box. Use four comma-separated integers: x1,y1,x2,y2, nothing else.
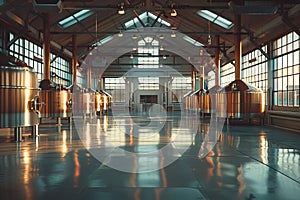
101,90,111,114
95,90,111,115
204,85,222,114
39,80,71,118
0,53,39,128
217,80,265,119
95,90,101,116
182,91,193,111
189,89,207,113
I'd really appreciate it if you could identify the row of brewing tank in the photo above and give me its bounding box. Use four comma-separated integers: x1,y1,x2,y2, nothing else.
183,80,265,122
0,52,111,132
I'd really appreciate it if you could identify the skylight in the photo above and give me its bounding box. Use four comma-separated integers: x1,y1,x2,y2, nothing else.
124,12,170,29
58,10,94,29
197,10,233,29
183,36,203,47
92,36,113,47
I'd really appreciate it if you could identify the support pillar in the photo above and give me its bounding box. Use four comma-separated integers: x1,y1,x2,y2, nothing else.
267,42,274,112
99,76,103,90
72,35,78,85
214,35,220,86
191,67,195,91
43,13,51,80
234,14,242,80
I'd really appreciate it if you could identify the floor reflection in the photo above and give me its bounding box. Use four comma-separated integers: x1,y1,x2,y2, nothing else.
0,115,299,199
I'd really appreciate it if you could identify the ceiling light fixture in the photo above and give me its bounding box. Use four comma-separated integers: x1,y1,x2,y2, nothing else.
130,54,134,59
160,46,164,51
170,9,177,17
132,34,138,39
118,30,123,37
171,31,176,38
159,35,164,40
118,3,125,15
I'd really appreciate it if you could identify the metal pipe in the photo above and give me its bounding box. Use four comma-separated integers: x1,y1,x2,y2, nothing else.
43,13,50,80
72,34,77,85
214,35,220,86
57,117,61,125
234,14,242,80
32,124,39,137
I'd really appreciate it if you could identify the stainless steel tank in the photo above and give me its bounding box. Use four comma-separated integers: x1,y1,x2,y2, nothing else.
0,61,39,127
217,80,264,119
0,53,40,140
67,84,83,117
39,80,71,119
82,88,95,117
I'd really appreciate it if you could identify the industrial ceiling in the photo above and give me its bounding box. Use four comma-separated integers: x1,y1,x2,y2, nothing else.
0,0,300,65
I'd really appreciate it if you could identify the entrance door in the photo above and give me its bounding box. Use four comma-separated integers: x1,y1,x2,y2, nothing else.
140,95,158,104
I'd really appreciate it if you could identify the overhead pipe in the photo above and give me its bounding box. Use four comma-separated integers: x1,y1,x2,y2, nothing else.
43,13,50,80
234,14,242,80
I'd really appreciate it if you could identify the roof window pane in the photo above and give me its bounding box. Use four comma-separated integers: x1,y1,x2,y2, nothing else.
197,10,233,29
59,9,94,29
183,36,203,47
124,12,170,29
92,35,113,46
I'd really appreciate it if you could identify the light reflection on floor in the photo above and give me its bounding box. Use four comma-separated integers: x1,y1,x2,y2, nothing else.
0,114,299,200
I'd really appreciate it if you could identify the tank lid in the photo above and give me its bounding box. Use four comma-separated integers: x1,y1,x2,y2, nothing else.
221,79,261,92
183,90,194,98
0,52,30,68
190,89,206,96
99,90,112,97
39,79,57,90
206,85,222,94
66,84,83,92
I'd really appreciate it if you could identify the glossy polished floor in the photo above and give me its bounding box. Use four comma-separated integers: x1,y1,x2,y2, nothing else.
0,113,300,200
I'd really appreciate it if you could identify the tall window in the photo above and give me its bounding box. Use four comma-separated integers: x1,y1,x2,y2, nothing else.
220,62,235,87
137,37,159,68
242,45,268,104
8,33,71,86
273,32,299,107
137,37,160,90
105,78,126,102
171,77,192,102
